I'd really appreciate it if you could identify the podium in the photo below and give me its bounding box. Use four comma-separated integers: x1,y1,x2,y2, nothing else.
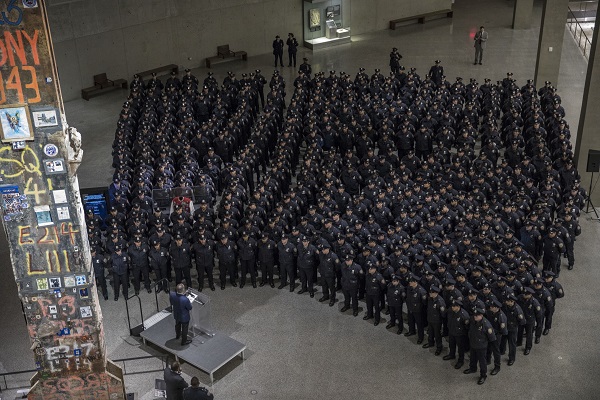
185,288,215,338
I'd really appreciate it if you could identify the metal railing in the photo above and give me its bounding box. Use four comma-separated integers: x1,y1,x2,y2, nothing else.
0,355,169,393
567,6,594,59
0,368,36,393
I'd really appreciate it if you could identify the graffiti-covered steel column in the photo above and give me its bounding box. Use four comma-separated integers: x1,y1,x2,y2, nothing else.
0,1,125,399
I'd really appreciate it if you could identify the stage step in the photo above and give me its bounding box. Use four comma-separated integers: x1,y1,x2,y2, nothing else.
144,310,171,329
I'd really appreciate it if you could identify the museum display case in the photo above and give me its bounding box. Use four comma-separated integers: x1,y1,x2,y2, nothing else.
302,0,351,50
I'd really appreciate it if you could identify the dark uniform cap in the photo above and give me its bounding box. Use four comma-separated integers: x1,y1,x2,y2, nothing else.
467,289,479,296
473,308,486,315
115,245,122,251
391,275,400,281
445,278,456,285
490,299,502,308
452,300,463,306
407,274,418,282
524,287,535,294
429,286,441,293
506,294,518,301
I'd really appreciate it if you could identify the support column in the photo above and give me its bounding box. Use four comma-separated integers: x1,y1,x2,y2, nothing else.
534,0,570,87
574,7,600,204
0,1,125,399
512,0,534,29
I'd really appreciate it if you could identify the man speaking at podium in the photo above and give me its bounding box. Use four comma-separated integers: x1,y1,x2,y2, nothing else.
170,283,193,345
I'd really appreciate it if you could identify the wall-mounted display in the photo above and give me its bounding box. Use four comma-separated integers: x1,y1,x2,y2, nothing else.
0,104,34,142
303,0,351,50
309,8,321,31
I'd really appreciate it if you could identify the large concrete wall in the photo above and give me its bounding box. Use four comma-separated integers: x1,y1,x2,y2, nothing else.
47,0,452,101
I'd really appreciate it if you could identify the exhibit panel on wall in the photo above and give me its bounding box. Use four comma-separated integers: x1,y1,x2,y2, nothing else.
303,0,351,50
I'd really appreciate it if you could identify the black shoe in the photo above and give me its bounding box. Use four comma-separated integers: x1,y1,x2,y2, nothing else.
384,309,390,315
543,329,550,336
176,335,180,340
318,296,329,302
385,323,395,329
422,343,432,349
259,282,266,287
231,282,238,287
374,321,379,327
104,296,108,300
507,360,515,366
473,62,477,65
434,350,441,356
443,355,455,361
181,340,192,345
524,349,530,355
198,287,203,292
416,339,423,345
309,292,314,298
478,62,482,65
491,366,500,375
289,284,295,292
239,284,245,289
463,368,476,374
114,297,119,301
341,306,350,312
455,361,464,369
221,285,225,290
477,376,486,385
270,282,275,288
397,328,403,335
164,288,169,294
329,300,335,307
363,315,372,320
135,291,140,296
252,283,257,288
516,342,522,347
568,265,573,270
278,284,286,289
404,332,416,337
298,289,306,294
353,310,359,317
210,285,215,291
534,337,540,344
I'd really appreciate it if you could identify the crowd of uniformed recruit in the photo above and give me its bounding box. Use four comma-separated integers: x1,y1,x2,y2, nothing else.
86,46,579,384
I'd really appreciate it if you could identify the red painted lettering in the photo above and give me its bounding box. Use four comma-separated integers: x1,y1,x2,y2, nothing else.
4,30,26,66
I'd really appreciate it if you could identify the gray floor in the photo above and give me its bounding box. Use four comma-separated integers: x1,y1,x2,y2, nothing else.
2,0,600,399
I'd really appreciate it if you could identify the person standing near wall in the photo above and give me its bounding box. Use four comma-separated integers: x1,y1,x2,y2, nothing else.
273,35,284,67
474,26,488,65
287,33,299,67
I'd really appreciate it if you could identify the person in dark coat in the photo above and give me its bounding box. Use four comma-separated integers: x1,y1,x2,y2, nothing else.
340,254,362,316
183,376,214,400
444,299,470,369
170,283,193,345
386,275,406,334
463,308,496,384
164,361,188,400
273,35,284,67
286,33,299,67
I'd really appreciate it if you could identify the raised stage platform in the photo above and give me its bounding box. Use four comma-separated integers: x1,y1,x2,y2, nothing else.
140,310,246,383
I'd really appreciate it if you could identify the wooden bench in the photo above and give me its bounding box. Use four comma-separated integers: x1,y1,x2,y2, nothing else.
389,9,453,30
205,44,248,68
136,64,179,80
81,73,127,100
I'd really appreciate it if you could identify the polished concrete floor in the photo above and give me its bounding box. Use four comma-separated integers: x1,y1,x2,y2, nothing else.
1,0,600,399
